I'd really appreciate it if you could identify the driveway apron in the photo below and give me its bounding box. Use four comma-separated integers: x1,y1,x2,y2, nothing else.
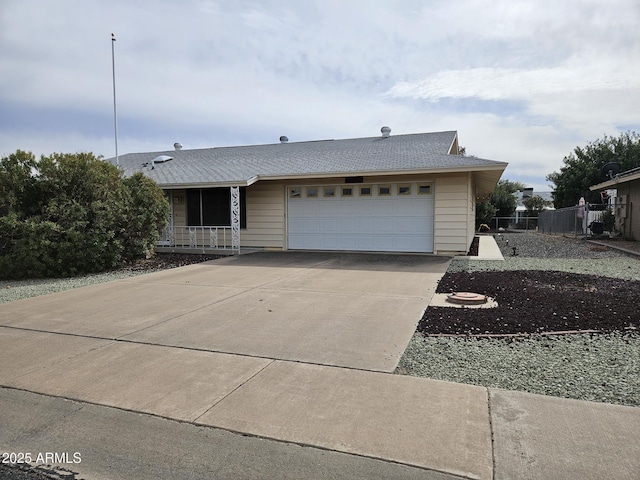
1,252,450,372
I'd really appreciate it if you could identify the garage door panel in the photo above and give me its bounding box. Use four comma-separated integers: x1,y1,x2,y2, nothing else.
374,201,394,215
322,201,341,216
321,218,339,234
336,218,355,234
288,184,434,252
374,220,395,234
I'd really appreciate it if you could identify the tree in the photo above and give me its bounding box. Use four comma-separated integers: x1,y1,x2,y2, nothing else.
523,195,552,216
0,151,169,279
490,180,521,225
475,201,496,229
547,131,640,208
475,179,523,229
497,179,526,194
0,150,38,217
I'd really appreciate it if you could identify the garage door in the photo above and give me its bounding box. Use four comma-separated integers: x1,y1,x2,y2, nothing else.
287,183,434,252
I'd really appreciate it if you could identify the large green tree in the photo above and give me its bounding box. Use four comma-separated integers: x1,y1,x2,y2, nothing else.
547,131,640,208
476,179,524,228
523,195,552,216
0,151,169,279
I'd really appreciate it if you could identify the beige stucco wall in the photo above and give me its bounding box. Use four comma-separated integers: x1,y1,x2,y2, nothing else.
166,172,478,254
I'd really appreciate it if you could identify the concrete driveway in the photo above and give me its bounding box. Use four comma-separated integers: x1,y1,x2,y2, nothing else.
2,252,639,480
0,252,450,372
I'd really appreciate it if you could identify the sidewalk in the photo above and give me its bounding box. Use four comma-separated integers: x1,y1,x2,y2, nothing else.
2,325,639,480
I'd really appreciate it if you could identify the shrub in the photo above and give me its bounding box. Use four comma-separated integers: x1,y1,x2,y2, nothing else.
0,151,169,279
120,173,170,260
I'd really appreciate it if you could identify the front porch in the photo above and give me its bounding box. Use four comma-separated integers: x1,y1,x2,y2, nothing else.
156,225,250,255
158,185,243,254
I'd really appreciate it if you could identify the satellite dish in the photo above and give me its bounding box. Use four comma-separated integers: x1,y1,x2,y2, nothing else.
601,162,621,180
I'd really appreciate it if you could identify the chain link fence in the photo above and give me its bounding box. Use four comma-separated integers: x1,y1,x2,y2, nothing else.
538,204,620,238
481,202,629,239
483,216,539,231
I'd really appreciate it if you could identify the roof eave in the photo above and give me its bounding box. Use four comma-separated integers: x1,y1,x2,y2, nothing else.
158,180,252,189
590,171,640,191
255,164,507,183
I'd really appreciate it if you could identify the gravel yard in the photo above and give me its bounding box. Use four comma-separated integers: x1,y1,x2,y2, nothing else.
399,231,640,407
0,254,222,304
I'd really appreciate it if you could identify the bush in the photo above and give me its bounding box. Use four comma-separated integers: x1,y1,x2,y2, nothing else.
476,202,497,229
0,151,169,279
120,173,170,260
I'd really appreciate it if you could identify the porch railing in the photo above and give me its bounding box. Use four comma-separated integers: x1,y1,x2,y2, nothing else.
157,226,238,252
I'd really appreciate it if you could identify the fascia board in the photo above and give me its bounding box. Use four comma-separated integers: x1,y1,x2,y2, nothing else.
590,171,640,191
255,164,507,182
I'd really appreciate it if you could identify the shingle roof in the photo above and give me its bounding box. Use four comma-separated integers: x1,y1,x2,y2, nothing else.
109,131,507,188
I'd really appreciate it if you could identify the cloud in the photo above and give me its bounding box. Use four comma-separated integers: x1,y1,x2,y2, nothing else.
1,0,639,191
387,62,640,102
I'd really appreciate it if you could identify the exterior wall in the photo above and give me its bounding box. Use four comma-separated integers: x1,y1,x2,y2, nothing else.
166,172,475,254
467,173,476,249
242,182,285,248
616,179,640,240
170,189,187,227
433,173,472,254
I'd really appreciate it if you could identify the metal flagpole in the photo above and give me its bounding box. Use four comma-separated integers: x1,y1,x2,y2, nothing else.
111,33,119,167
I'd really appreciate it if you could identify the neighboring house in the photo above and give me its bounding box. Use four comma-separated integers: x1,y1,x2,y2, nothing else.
513,189,554,223
590,166,640,240
110,129,507,255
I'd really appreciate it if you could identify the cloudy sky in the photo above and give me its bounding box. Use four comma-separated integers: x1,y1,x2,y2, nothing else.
1,0,639,190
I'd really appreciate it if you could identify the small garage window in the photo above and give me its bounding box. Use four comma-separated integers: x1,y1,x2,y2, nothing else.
323,186,336,197
306,187,318,198
290,188,301,198
418,185,432,195
378,185,391,196
342,187,353,197
360,186,372,196
398,185,411,195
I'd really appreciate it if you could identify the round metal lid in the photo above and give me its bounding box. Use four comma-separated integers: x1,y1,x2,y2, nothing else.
446,292,488,305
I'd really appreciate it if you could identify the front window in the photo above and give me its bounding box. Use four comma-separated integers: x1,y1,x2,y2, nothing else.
187,187,247,228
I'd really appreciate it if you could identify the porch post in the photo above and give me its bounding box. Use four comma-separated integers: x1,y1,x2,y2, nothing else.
230,186,240,253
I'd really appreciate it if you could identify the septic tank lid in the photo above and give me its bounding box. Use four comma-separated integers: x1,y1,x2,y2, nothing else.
446,292,488,305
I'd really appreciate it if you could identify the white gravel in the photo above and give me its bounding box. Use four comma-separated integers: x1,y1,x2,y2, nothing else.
400,231,640,407
450,232,640,280
0,270,149,304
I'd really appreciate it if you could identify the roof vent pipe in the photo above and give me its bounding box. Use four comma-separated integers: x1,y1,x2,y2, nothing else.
279,136,289,143
381,126,391,138
174,142,182,150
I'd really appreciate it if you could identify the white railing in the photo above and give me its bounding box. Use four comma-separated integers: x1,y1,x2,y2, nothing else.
157,226,238,252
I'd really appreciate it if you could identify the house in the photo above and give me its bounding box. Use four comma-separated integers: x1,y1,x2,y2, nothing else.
590,166,640,240
513,188,554,224
111,129,507,255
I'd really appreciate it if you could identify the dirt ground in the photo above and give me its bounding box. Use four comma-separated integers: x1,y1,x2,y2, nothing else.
419,269,640,335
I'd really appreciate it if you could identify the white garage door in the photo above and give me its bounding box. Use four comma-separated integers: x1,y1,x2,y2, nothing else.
287,183,434,253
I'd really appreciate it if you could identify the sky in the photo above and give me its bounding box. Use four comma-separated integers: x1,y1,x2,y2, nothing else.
1,0,639,191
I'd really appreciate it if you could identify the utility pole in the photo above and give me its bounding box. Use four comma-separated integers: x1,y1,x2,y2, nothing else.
111,33,119,167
